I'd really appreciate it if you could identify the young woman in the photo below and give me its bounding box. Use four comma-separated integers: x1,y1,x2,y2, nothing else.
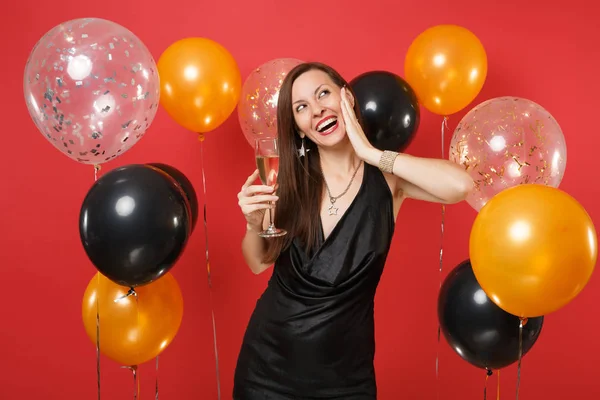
234,62,473,399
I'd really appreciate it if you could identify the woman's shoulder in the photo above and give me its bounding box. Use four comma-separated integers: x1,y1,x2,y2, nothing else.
365,162,396,197
364,163,403,220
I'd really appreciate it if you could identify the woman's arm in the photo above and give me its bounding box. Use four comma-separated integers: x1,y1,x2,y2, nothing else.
242,222,272,274
361,149,473,204
340,87,473,204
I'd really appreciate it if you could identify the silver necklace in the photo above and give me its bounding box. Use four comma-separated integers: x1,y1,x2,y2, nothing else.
321,161,363,216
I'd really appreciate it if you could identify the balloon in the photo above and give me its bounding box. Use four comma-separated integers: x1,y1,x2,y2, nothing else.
238,58,304,147
438,260,544,370
404,24,487,115
350,71,420,152
450,97,567,211
79,164,191,287
147,163,199,232
23,18,159,165
470,184,597,317
82,272,183,366
157,38,241,134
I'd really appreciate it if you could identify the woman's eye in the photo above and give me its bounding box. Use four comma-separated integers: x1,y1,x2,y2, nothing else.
319,90,330,98
296,104,305,112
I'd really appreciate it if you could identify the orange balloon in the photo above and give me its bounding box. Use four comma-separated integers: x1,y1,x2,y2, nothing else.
157,38,241,133
470,184,597,318
404,25,487,116
82,272,184,366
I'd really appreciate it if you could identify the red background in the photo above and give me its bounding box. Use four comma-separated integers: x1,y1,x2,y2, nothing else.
1,0,596,398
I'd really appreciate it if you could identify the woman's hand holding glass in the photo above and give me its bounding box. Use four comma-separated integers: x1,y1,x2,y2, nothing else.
238,170,279,232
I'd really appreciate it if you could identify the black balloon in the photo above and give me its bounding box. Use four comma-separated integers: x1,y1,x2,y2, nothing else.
147,163,199,232
350,71,420,152
438,260,544,370
79,164,191,287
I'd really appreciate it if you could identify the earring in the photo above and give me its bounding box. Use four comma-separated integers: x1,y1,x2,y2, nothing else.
297,137,309,157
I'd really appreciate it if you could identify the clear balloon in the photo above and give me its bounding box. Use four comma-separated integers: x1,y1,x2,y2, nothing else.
23,18,159,165
238,58,303,147
449,97,567,211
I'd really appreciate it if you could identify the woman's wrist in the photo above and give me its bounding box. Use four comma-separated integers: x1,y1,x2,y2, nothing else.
360,146,400,174
358,146,380,166
246,223,261,234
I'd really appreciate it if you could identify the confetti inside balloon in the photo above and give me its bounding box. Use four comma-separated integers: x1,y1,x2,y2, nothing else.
238,58,303,147
23,18,160,165
449,97,567,211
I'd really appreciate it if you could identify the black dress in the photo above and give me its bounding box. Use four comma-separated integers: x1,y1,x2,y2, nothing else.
233,163,396,399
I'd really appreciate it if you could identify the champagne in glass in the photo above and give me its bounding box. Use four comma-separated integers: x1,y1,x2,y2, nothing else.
255,138,287,238
256,155,279,188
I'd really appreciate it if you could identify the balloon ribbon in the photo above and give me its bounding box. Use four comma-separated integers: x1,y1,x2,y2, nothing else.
497,369,500,399
155,356,159,399
436,116,449,396
117,290,140,399
121,365,139,400
483,369,490,400
96,272,101,400
198,134,222,399
516,318,525,399
483,369,501,400
94,164,101,400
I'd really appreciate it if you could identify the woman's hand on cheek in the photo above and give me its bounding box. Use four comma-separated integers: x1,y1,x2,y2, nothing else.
340,87,373,159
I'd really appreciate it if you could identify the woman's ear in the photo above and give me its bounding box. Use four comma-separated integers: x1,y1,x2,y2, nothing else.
344,86,355,107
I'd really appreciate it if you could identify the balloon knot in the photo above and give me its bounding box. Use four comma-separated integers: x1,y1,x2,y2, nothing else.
486,368,493,376
197,133,205,142
113,288,137,302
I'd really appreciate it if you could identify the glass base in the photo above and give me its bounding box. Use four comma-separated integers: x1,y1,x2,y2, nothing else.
258,226,287,238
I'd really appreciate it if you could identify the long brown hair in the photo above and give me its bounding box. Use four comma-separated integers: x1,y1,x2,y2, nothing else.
263,62,362,264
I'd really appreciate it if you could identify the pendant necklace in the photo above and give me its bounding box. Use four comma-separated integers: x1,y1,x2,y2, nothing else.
321,161,362,216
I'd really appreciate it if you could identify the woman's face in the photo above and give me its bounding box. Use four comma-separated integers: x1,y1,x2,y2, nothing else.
291,69,352,148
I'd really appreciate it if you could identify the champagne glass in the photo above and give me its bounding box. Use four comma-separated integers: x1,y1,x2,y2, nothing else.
255,138,287,238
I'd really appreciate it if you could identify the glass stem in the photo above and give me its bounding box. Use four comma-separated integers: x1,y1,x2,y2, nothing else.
268,202,274,228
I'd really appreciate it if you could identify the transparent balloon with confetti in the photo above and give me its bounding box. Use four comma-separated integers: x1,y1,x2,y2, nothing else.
23,18,160,165
449,97,567,211
238,58,303,147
